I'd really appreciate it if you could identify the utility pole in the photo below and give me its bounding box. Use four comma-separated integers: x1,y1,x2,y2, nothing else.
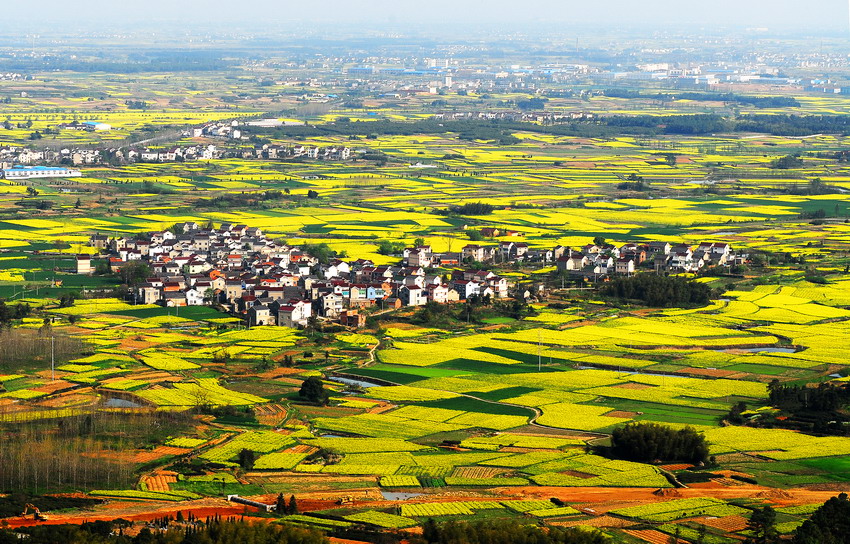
51,334,55,382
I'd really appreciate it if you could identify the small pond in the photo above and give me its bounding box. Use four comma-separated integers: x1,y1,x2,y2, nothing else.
381,491,423,501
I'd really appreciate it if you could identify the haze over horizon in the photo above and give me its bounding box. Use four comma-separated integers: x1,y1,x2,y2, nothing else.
7,0,850,34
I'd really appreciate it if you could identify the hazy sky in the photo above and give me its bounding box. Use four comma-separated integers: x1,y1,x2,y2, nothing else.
9,0,850,31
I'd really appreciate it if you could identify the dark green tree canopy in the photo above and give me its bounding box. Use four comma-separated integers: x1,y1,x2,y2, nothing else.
610,422,709,464
416,519,609,544
793,493,850,544
299,376,329,405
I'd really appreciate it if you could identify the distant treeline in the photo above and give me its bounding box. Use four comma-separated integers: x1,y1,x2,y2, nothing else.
251,114,850,141
602,89,800,108
769,381,850,413
727,381,850,436
416,519,609,544
0,517,610,544
0,51,236,73
3,519,326,544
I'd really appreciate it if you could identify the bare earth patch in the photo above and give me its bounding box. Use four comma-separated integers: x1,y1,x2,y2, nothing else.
612,383,655,390
605,410,639,418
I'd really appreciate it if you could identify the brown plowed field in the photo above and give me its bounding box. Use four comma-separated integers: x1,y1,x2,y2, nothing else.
490,485,850,507
142,472,179,493
5,498,248,528
552,515,635,528
624,529,685,544
254,404,287,426
452,466,508,479
697,514,749,532
659,464,693,471
604,410,639,418
83,446,191,464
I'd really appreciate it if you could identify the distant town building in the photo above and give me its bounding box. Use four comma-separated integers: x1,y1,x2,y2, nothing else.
2,166,82,180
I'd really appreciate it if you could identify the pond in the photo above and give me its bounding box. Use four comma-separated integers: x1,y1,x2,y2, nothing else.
329,376,381,388
104,397,143,408
381,491,423,501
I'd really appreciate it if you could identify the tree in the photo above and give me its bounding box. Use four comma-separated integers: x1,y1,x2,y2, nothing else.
118,261,151,288
301,243,334,264
377,240,406,255
600,275,712,308
771,154,803,169
593,236,606,247
668,527,680,544
304,315,321,337
745,506,778,544
74,198,82,208
299,376,328,405
237,448,255,470
58,293,77,308
275,493,286,515
450,201,495,215
287,495,298,515
610,422,709,464
413,237,426,248
697,523,707,544
793,493,850,543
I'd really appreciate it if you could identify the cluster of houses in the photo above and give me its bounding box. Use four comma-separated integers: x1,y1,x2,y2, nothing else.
80,223,514,329
0,145,223,168
79,220,745,329
127,143,351,163
552,241,744,276
0,146,98,167
5,138,353,169
454,229,744,277
432,111,595,123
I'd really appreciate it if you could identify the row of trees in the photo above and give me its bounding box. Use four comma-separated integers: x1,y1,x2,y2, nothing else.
728,381,850,436
3,495,848,544
4,519,326,544
602,89,800,108
253,113,850,140
768,380,850,413
0,517,616,544
415,519,609,544
600,275,713,308
0,328,84,372
0,301,30,327
0,410,193,494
